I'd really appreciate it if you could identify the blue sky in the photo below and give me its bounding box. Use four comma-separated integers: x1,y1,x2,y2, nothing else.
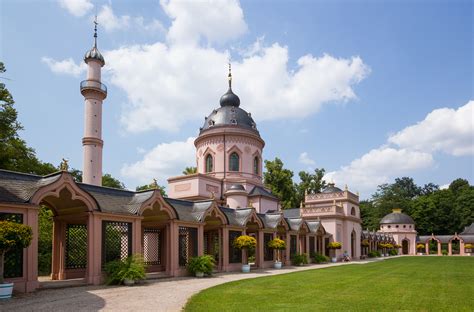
1,0,472,198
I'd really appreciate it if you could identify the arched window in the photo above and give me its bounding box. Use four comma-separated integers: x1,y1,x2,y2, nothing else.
351,207,356,216
205,154,213,173
253,156,259,175
229,152,239,171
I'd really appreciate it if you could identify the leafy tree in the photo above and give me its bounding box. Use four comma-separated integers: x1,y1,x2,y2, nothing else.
0,62,56,175
263,158,298,209
136,183,167,197
182,166,197,175
449,178,470,195
296,168,326,204
69,169,125,189
359,200,379,230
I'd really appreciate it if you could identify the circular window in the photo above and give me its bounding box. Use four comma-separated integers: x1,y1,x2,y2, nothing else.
395,225,399,228
388,225,391,228
403,225,406,228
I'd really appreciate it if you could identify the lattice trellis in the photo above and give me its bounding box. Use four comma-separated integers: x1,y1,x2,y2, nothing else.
228,231,242,263
309,236,315,255
65,224,88,269
204,230,220,264
102,221,132,265
290,235,297,257
264,233,273,261
143,228,161,265
0,213,23,278
178,227,197,267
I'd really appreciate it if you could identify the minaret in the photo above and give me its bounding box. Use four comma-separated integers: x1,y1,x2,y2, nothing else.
80,18,107,185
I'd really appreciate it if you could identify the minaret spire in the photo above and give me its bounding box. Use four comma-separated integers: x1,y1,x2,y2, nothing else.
93,15,98,48
228,61,232,89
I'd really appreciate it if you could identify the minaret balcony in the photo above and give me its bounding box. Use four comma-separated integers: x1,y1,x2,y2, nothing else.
80,80,107,98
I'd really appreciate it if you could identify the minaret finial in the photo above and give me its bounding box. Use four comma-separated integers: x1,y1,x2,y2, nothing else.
93,15,98,48
228,61,232,89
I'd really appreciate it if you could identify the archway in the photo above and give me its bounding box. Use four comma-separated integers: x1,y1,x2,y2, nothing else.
203,208,226,271
427,238,440,255
245,214,263,268
402,239,410,255
450,238,460,255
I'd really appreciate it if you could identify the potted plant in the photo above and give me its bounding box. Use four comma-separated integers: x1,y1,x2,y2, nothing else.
416,243,425,255
385,243,394,256
0,220,33,299
291,253,308,266
104,254,147,286
327,241,342,262
187,255,215,277
233,235,257,272
465,243,473,256
268,238,286,269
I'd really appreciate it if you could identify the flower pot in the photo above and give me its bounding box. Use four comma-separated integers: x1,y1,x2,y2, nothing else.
123,279,135,286
195,271,204,278
242,264,251,273
385,254,389,257
331,257,337,263
274,261,282,269
0,283,14,299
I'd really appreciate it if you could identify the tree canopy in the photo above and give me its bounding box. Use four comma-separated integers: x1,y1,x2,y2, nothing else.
182,166,197,175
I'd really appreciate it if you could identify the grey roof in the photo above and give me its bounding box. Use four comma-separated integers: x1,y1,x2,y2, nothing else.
248,185,278,199
286,218,304,231
258,213,283,229
220,207,254,227
164,198,214,222
84,46,105,64
0,170,62,203
460,234,474,244
306,220,324,234
200,105,258,133
321,183,342,194
282,208,301,218
227,184,246,192
380,212,415,225
461,223,474,235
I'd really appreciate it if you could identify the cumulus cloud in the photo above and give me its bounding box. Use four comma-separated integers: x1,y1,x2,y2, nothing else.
58,0,93,17
41,57,86,77
299,152,316,166
388,101,474,156
325,101,473,197
121,137,196,185
161,0,247,44
97,5,130,32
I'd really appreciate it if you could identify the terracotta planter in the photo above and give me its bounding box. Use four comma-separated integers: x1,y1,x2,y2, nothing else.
242,264,251,273
0,282,14,299
274,261,282,269
195,271,204,278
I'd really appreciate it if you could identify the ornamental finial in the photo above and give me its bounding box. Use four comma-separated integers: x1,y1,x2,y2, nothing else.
228,61,232,89
151,178,158,189
59,158,69,171
93,15,98,48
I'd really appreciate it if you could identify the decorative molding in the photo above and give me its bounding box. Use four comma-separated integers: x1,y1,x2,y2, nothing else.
175,183,191,192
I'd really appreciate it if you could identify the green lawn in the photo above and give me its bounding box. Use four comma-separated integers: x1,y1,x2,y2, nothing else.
185,257,474,311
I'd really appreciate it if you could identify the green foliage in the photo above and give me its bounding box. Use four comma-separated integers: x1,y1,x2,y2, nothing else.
263,158,298,208
442,250,448,256
104,254,147,285
389,249,398,256
187,255,215,275
182,166,197,175
295,168,326,204
233,235,257,250
38,206,53,275
312,253,329,263
136,183,167,197
267,238,286,250
291,253,308,265
327,242,342,249
368,251,378,258
0,220,33,283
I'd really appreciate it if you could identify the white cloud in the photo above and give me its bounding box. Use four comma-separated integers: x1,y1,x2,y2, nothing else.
440,184,450,190
388,101,474,156
121,137,196,185
161,0,247,44
325,147,434,196
58,0,93,17
97,5,130,32
299,152,316,166
134,16,166,33
41,57,86,77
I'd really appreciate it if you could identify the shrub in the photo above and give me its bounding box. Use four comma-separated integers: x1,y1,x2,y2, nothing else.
416,243,425,250
361,239,370,247
0,221,33,284
268,238,286,250
292,253,308,265
104,254,147,285
376,251,382,257
389,249,398,256
368,251,378,258
464,243,473,249
234,235,257,250
442,250,448,256
187,255,215,275
313,253,329,263
327,242,342,249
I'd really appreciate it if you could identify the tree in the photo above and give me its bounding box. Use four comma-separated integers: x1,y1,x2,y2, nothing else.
182,166,197,175
69,169,125,189
296,168,326,204
0,62,56,175
263,158,298,209
449,178,470,195
136,183,167,197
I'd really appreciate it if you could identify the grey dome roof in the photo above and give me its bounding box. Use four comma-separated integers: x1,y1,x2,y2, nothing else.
220,88,240,107
201,105,257,132
84,46,105,65
228,184,245,191
380,212,415,225
322,183,342,193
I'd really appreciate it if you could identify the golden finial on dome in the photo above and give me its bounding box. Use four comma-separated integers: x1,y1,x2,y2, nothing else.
151,178,158,189
59,158,69,171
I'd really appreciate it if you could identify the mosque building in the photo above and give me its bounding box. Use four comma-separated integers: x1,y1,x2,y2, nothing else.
0,25,471,294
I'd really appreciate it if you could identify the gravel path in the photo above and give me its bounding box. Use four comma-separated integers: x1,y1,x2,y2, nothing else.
0,259,383,312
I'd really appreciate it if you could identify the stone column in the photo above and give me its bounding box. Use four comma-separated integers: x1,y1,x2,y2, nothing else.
198,224,204,256
25,207,40,292
448,241,452,256
425,242,430,255
257,231,264,268
222,227,229,271
437,241,441,256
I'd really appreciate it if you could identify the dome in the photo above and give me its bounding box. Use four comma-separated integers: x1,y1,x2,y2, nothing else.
84,46,105,65
380,210,414,225
220,88,240,107
228,184,245,191
201,105,257,132
321,182,342,193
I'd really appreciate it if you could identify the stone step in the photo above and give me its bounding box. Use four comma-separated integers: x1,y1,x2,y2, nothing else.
39,278,87,289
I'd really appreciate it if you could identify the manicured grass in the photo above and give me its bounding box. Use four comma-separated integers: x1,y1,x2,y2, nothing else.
185,257,474,311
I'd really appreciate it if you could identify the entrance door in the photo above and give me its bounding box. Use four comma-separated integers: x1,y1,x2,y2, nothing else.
402,239,409,255
143,228,164,271
204,230,220,267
